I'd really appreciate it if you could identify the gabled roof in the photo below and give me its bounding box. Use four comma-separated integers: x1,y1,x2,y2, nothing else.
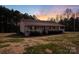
20,18,64,27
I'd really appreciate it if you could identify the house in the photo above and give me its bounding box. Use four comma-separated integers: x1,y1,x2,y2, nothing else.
19,18,64,36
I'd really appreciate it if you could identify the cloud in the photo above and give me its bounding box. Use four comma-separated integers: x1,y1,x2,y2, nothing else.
32,5,79,20
34,6,64,20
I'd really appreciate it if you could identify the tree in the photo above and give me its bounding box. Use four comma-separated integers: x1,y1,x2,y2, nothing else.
64,8,73,19
56,15,59,22
49,17,56,23
32,15,38,20
0,6,36,33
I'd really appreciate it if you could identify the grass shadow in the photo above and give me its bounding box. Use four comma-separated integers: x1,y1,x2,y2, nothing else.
6,33,25,38
6,31,64,38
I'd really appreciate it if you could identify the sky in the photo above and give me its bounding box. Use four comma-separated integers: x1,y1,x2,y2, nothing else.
4,5,79,20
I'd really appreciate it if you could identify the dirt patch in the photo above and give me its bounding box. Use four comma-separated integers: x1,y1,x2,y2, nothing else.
0,32,78,54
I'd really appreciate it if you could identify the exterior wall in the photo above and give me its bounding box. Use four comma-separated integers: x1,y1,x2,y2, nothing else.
59,26,65,32
19,20,64,36
19,21,25,33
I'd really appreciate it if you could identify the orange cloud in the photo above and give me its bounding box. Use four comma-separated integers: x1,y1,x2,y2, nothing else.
36,14,56,21
34,5,78,20
36,10,63,21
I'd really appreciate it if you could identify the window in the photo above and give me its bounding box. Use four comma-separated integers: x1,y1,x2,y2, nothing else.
60,26,64,29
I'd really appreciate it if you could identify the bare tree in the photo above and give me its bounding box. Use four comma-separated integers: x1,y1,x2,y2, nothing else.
32,15,38,20
56,15,59,22
64,8,73,19
76,9,79,18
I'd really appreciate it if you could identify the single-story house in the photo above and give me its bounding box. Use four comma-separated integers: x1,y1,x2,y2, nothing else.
19,18,64,36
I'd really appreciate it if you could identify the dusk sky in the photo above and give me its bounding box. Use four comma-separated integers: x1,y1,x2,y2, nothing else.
4,5,79,20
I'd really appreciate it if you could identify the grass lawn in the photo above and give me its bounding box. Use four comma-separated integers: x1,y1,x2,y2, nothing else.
0,32,79,54
24,32,79,54
24,43,71,54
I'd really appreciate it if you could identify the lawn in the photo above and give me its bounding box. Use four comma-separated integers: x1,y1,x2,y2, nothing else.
24,32,79,54
0,32,79,54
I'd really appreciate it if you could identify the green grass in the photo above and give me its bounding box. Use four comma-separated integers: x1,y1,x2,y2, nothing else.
24,43,71,54
7,38,24,42
0,44,10,48
0,40,7,43
0,32,79,54
69,37,79,46
24,32,79,54
47,32,79,46
0,38,24,43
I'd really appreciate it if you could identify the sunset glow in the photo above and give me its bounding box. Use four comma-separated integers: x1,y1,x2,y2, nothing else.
4,5,79,20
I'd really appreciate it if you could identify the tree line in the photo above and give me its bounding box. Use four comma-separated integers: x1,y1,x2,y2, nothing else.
47,8,79,32
58,8,79,31
0,6,37,33
0,6,79,33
